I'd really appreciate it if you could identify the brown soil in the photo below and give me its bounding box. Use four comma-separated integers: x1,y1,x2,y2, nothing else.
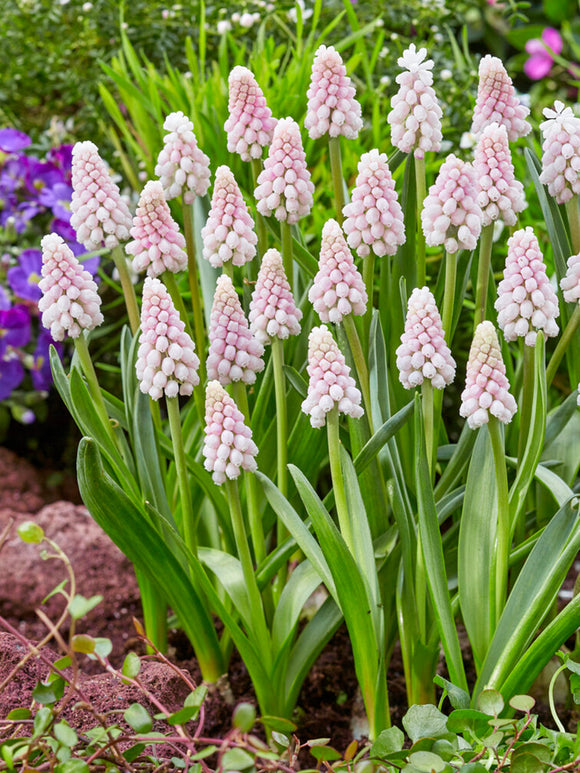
0,446,578,769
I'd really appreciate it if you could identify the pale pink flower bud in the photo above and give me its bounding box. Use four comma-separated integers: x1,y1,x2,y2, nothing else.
396,287,456,389
539,101,580,205
38,234,104,341
254,117,314,224
126,180,187,277
135,277,200,401
471,55,531,141
309,219,367,323
202,380,258,485
421,155,482,254
155,111,211,205
224,66,277,161
342,149,405,258
249,248,302,345
304,44,363,140
495,227,559,346
206,274,264,384
560,250,580,303
474,123,526,227
387,44,442,158
70,141,133,251
460,321,517,429
302,325,363,428
201,166,257,268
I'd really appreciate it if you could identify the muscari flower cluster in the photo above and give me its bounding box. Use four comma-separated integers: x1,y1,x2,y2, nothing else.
539,101,580,205
224,66,277,161
249,248,302,345
471,55,531,141
155,111,211,204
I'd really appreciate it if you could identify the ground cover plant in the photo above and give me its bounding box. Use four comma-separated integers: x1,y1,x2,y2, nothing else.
1,0,580,766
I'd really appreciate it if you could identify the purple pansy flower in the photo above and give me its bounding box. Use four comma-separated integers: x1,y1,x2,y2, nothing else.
0,287,10,311
38,181,73,221
31,328,62,391
0,357,25,400
0,305,31,356
525,28,562,80
7,249,43,301
0,128,31,154
25,158,63,197
47,144,73,181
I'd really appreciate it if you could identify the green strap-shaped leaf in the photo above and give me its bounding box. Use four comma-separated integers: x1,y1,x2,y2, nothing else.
353,400,415,476
272,561,323,652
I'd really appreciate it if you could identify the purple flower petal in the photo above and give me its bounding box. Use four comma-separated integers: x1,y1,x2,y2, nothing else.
7,249,43,301
542,27,563,55
524,52,553,80
525,38,546,55
0,128,31,154
0,305,31,356
0,357,25,400
0,287,10,311
31,329,62,391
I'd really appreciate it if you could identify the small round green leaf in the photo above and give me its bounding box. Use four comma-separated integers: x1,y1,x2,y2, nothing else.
477,689,504,717
123,703,152,734
122,651,141,679
310,745,341,762
232,702,256,732
509,694,536,713
409,751,446,772
17,521,44,544
54,721,78,748
6,708,32,720
55,760,90,773
68,594,103,621
221,747,255,770
71,635,95,654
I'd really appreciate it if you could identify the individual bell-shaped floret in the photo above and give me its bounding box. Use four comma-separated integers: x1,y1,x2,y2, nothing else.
202,380,258,485
201,166,257,268
421,154,482,254
342,149,405,258
304,44,363,140
155,111,211,204
474,123,526,227
206,275,264,385
560,250,580,303
309,219,367,323
495,227,559,346
254,117,314,224
301,325,363,428
396,287,456,390
249,248,302,345
224,66,277,161
135,277,200,401
38,233,104,341
387,44,442,159
70,141,133,251
126,180,187,277
539,101,580,205
460,321,517,429
471,55,531,141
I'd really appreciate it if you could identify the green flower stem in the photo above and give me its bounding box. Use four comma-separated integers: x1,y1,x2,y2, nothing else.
421,380,434,478
326,405,354,553
166,395,197,558
517,342,535,466
342,314,374,433
474,223,494,330
271,338,288,497
546,304,580,387
565,194,580,254
441,249,458,345
182,201,207,382
224,477,271,667
488,418,510,626
162,270,194,341
74,333,118,449
281,220,293,291
329,136,345,224
251,158,268,258
415,154,427,287
232,381,266,567
362,253,375,353
222,261,234,280
112,245,140,335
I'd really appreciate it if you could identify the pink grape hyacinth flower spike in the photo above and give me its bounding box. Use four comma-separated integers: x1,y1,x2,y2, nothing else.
471,55,531,142
135,277,200,401
155,111,211,204
539,101,580,205
304,44,363,140
39,233,104,341
224,66,277,162
396,287,456,390
342,149,405,258
309,219,367,323
201,165,257,268
126,180,188,277
474,122,526,227
561,250,580,303
202,380,258,485
254,117,314,224
421,154,483,254
495,227,559,346
302,325,363,428
249,248,302,345
387,44,443,159
460,320,517,429
70,141,133,251
206,274,264,385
